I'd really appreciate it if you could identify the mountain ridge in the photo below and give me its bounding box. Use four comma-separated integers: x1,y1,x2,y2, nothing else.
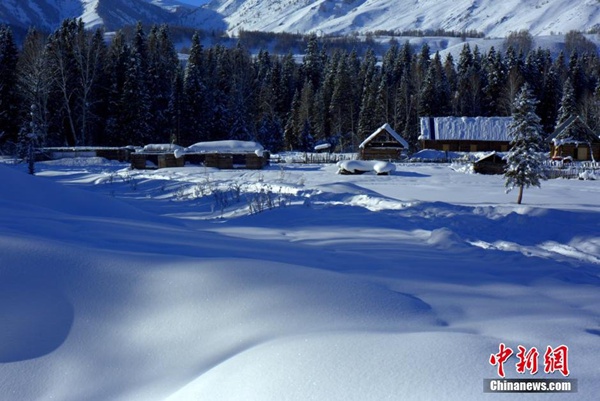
1,0,599,38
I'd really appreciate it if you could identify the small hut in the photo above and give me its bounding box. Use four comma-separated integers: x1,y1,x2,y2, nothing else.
473,152,506,175
359,123,409,161
180,140,268,170
548,115,600,161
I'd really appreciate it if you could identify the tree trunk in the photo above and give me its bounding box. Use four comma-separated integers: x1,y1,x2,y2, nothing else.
517,184,524,204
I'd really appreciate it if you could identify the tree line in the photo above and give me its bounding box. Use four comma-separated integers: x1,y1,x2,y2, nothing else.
0,20,599,154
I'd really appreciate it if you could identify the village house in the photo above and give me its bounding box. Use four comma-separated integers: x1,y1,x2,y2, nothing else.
359,123,409,161
548,115,600,161
419,117,513,152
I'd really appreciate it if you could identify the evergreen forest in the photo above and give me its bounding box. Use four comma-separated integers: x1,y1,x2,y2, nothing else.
0,20,599,154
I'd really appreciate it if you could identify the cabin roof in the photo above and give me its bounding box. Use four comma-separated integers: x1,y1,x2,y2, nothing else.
548,115,599,145
359,123,409,149
419,117,513,142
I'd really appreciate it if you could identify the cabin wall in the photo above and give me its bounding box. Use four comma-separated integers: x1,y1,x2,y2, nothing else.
551,143,600,161
360,148,402,161
421,140,510,152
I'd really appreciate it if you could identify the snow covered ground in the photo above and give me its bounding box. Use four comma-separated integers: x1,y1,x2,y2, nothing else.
1,157,599,400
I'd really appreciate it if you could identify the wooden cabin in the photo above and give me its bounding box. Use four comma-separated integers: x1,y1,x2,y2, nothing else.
419,117,512,152
548,115,600,161
473,152,506,175
359,123,409,161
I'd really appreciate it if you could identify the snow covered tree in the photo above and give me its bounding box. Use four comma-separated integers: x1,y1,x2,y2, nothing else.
557,78,577,125
504,83,546,204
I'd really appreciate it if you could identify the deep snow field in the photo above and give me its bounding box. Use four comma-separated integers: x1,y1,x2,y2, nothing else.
1,157,599,400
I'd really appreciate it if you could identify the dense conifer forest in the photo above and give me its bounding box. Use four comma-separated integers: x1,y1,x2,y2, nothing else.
0,20,598,154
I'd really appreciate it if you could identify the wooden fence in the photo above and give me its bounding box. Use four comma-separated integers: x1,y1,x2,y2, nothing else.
542,160,599,179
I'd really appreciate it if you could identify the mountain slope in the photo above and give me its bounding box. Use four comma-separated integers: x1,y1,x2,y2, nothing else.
0,0,195,33
201,0,600,37
0,0,598,37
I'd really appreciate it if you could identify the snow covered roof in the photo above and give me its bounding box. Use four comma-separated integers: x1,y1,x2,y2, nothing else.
314,143,332,151
359,123,409,149
419,117,513,142
548,115,599,145
139,144,184,154
180,140,265,156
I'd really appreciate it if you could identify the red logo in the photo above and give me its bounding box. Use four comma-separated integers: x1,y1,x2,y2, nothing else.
490,344,570,377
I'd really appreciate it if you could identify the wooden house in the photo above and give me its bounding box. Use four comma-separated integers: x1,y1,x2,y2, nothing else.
419,117,512,152
359,123,409,160
548,115,600,161
473,152,506,175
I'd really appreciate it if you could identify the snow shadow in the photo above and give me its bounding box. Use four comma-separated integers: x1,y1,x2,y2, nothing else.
0,276,74,362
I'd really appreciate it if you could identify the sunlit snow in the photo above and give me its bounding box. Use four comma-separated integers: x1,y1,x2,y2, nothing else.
1,157,599,400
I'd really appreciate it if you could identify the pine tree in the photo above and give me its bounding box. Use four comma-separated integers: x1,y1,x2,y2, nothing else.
147,24,178,143
119,49,152,145
103,30,130,145
182,32,208,145
483,47,508,116
0,25,20,145
504,84,546,204
557,78,577,125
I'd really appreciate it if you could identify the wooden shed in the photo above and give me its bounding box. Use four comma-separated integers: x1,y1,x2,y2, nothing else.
130,144,184,169
473,152,506,175
419,117,512,152
181,140,268,170
359,123,409,161
548,115,600,161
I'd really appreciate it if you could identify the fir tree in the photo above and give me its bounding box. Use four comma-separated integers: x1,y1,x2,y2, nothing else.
147,24,178,143
504,84,546,204
0,25,20,145
557,78,577,125
182,32,208,145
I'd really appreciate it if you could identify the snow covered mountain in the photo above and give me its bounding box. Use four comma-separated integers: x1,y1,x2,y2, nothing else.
1,0,599,37
198,0,600,37
0,0,196,32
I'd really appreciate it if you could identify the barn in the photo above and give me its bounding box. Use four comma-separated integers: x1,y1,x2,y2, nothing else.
358,123,409,161
548,115,600,161
419,117,513,152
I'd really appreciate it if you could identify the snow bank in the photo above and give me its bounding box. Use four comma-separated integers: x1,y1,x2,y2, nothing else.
337,160,396,174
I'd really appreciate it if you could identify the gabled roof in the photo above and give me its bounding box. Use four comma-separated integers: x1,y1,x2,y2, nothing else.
474,151,505,164
419,117,513,142
359,123,409,149
548,115,599,145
